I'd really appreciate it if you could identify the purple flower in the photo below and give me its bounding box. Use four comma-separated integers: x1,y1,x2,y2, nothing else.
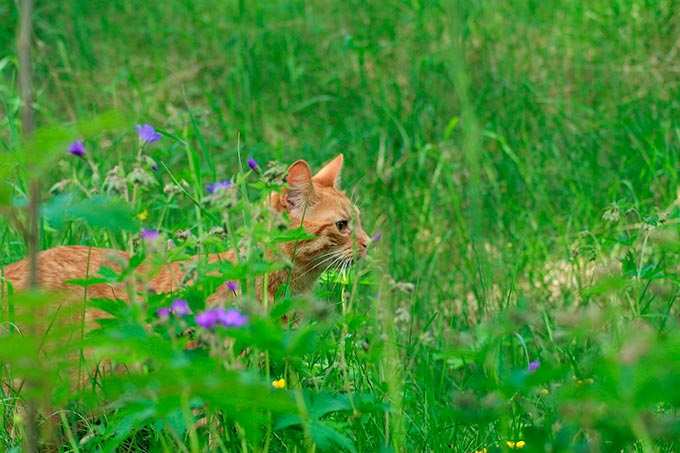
206,180,233,194
156,307,171,319
371,232,382,243
195,307,248,329
170,299,191,317
68,140,86,157
140,229,160,242
528,360,541,373
226,281,238,295
195,309,219,329
247,157,258,171
136,124,162,144
218,308,248,327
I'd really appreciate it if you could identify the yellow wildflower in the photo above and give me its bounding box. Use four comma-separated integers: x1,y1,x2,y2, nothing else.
137,209,149,221
474,448,487,453
506,440,526,449
272,378,286,389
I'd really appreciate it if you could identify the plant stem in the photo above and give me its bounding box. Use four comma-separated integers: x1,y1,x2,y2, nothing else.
18,0,40,450
18,0,34,138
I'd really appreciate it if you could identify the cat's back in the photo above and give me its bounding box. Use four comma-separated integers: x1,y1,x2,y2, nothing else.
2,245,129,296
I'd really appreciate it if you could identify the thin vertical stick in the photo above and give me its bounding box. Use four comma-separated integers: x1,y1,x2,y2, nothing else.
28,180,39,288
18,0,39,451
18,0,34,138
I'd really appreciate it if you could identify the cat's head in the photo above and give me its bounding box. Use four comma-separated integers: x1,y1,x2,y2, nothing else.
272,154,369,273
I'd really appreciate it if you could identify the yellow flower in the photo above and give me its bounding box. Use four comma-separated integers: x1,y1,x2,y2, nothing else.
506,440,526,449
137,209,149,221
474,448,487,453
516,441,526,448
272,378,286,389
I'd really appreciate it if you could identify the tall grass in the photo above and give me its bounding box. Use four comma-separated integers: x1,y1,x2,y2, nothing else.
0,0,679,451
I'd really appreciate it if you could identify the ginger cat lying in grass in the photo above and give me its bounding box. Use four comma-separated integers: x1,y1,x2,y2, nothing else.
2,154,370,303
0,155,369,448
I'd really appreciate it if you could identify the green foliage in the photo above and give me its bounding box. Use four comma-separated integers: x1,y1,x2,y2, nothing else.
1,0,679,451
43,193,139,232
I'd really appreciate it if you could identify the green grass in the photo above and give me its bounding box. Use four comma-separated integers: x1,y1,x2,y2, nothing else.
1,0,679,451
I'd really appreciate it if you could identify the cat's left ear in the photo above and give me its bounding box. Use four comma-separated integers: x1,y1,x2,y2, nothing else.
313,154,344,188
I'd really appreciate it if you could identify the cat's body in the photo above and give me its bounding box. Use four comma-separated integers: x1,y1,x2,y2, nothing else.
2,154,369,306
1,245,233,300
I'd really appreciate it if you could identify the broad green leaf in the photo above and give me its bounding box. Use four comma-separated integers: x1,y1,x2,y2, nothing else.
271,226,317,243
309,420,357,453
42,193,139,232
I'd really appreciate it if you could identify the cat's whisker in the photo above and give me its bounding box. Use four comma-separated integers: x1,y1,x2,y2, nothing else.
294,250,345,281
324,255,348,275
311,252,343,268
323,255,347,274
301,254,343,284
310,251,345,271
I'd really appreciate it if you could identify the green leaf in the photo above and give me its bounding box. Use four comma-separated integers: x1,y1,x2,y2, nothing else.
42,193,139,232
309,393,352,419
271,226,316,243
443,115,459,139
65,277,111,287
309,420,357,453
270,296,295,318
88,298,134,320
97,266,122,282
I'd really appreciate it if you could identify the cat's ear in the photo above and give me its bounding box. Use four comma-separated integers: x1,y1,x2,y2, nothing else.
285,160,316,214
313,154,343,188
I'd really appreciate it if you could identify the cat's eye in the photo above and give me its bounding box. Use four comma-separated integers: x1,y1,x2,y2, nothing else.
335,220,348,232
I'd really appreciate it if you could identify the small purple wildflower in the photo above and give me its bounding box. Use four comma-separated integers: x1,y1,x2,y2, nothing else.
195,307,248,329
226,281,238,295
170,299,191,317
156,307,171,319
528,360,541,373
136,124,162,144
218,308,248,327
195,309,219,329
140,229,160,242
206,180,233,194
247,157,258,171
371,232,382,243
68,140,86,157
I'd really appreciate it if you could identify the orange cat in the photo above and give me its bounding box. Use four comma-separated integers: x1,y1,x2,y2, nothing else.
2,154,369,304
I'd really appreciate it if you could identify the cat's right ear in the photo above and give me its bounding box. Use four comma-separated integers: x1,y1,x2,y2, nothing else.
284,160,316,215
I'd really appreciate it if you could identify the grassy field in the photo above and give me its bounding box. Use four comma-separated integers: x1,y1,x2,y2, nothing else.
1,0,679,451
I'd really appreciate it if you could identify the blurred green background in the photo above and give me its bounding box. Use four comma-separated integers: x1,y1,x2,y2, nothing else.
1,0,679,450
